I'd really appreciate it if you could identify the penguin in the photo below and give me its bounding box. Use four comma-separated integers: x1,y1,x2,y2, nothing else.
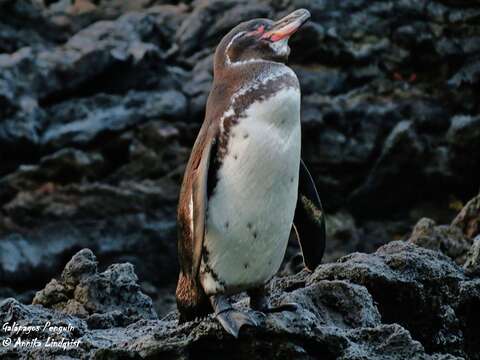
176,8,326,337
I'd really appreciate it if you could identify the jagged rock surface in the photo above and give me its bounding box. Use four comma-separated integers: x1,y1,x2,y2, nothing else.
464,236,480,276
1,241,478,359
32,249,158,328
408,217,472,264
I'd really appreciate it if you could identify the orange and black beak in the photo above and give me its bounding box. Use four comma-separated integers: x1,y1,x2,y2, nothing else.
262,9,311,42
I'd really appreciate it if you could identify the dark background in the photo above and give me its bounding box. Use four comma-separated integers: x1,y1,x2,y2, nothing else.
0,0,479,316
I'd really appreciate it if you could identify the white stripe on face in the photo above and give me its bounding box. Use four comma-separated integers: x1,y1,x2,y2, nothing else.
225,31,246,65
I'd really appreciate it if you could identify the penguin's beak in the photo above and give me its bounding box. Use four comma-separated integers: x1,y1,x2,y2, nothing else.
262,9,311,42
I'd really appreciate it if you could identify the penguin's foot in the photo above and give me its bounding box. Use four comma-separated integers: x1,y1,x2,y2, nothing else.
209,294,258,338
216,309,259,338
248,285,299,313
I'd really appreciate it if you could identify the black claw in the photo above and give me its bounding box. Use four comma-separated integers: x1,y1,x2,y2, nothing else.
216,310,259,338
262,302,299,314
253,310,267,319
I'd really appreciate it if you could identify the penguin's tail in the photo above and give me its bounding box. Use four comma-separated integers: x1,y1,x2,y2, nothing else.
176,272,212,322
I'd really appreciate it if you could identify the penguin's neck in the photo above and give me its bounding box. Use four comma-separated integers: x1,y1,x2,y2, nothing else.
207,61,297,135
218,61,292,95
234,63,295,99
215,62,298,138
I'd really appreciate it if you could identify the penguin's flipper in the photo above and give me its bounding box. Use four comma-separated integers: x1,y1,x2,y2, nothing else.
293,159,326,271
191,130,217,278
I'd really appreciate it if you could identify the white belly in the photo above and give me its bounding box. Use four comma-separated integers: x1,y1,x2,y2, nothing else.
200,87,301,295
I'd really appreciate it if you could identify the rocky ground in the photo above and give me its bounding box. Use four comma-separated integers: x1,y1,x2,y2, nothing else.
0,195,479,359
0,0,479,343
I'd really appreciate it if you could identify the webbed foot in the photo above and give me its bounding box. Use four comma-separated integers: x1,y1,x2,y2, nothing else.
209,294,258,338
216,309,259,338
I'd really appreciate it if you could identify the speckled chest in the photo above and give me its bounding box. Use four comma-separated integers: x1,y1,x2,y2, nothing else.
199,71,302,296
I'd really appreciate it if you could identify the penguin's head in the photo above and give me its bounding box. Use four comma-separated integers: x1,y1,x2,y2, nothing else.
216,9,310,68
